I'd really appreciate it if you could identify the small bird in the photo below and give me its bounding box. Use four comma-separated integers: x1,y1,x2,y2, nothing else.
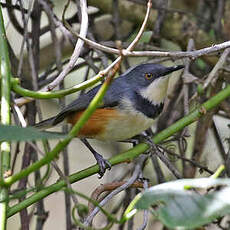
36,63,184,176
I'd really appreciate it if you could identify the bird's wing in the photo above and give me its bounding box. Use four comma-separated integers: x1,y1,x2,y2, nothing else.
52,78,128,125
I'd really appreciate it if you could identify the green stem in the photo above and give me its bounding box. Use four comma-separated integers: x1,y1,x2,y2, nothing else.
211,164,225,179
11,74,103,99
0,5,12,230
7,84,230,217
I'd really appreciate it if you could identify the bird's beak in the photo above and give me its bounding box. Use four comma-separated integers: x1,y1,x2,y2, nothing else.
161,65,184,77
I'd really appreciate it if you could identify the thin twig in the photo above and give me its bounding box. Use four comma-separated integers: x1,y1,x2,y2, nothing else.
66,22,230,58
152,0,168,38
202,48,230,90
17,0,34,77
137,178,149,230
225,140,230,177
88,181,150,213
183,39,194,116
214,0,225,38
46,0,88,91
13,103,27,127
154,146,182,179
27,142,79,207
180,39,194,176
191,47,230,101
151,154,165,183
160,146,214,175
84,155,148,226
211,120,226,161
112,0,121,40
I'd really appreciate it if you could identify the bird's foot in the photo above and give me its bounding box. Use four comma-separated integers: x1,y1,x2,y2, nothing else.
81,138,111,178
136,133,158,154
93,152,111,178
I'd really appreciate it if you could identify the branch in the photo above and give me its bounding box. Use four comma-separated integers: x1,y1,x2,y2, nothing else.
43,0,88,91
69,33,230,58
84,155,148,226
0,4,12,230
11,76,103,99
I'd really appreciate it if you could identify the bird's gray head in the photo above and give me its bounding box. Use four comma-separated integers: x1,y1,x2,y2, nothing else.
124,63,184,104
124,63,183,88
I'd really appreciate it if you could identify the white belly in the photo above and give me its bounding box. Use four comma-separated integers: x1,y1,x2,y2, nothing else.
98,110,155,141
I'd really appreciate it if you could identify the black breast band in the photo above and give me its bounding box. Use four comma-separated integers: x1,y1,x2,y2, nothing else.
132,92,164,119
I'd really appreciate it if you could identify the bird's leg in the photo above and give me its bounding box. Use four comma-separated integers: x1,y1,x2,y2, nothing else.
81,138,111,178
120,129,157,149
133,129,158,153
119,138,139,146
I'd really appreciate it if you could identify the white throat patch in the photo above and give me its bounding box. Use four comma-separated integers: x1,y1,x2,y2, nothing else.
140,76,170,105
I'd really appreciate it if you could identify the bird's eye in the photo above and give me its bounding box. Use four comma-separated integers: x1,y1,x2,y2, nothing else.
145,73,153,80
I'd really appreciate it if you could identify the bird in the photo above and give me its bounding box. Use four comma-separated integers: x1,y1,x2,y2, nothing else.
35,63,184,177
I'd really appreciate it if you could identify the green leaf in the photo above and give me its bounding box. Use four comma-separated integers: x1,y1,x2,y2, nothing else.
209,29,216,40
196,58,206,70
127,30,152,44
0,125,67,141
131,178,230,229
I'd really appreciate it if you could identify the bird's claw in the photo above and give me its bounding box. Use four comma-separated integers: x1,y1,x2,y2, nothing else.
94,152,111,178
138,135,155,150
135,134,160,157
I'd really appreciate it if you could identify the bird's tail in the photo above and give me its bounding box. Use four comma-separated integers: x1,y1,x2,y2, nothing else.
34,117,56,130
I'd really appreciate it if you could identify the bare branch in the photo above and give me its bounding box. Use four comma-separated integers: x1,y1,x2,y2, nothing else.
84,155,148,226
45,0,88,91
